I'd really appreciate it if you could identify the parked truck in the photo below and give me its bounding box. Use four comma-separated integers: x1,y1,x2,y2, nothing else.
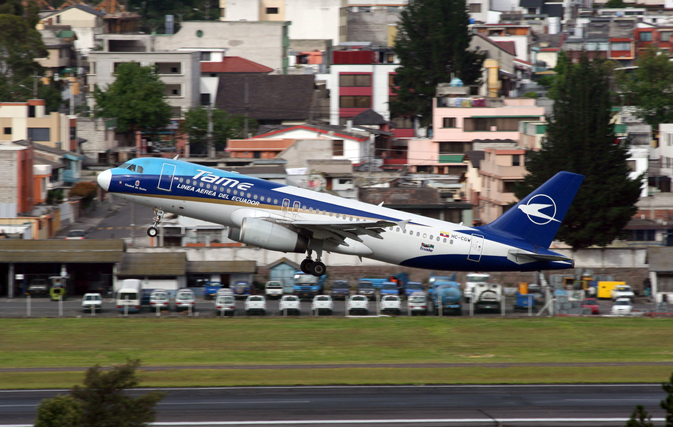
430,280,463,315
464,272,503,312
597,281,627,299
293,271,326,299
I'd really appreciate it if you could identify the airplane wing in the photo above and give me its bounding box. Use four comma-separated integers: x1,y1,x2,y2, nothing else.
274,219,397,247
507,250,574,266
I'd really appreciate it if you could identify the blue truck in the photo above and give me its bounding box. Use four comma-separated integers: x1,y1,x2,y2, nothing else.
203,281,223,300
232,281,252,299
293,271,326,299
404,281,424,297
430,280,463,316
358,278,388,290
380,282,400,297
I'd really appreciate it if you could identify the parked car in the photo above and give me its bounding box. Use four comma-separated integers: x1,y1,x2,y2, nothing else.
407,291,428,316
611,285,635,301
82,293,102,312
582,298,600,315
232,281,252,299
216,288,234,297
311,295,334,315
380,295,402,315
330,280,351,300
357,281,376,300
245,295,267,315
214,294,236,317
149,290,171,311
26,279,49,297
611,298,633,315
65,229,86,240
265,281,284,300
347,294,369,315
203,281,223,300
278,295,301,315
175,289,196,312
380,282,400,297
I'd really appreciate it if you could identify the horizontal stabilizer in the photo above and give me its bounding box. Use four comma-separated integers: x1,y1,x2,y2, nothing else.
508,250,574,266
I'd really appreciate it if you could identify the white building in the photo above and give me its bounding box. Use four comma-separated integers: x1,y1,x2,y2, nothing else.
38,4,106,55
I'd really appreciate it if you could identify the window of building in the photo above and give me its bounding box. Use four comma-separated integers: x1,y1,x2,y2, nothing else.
88,62,95,75
640,32,653,41
388,74,398,86
70,126,76,140
359,6,371,12
201,93,211,106
339,96,371,108
439,141,471,154
333,140,344,156
442,117,456,128
627,229,656,241
626,159,636,172
469,3,482,13
512,154,520,166
28,128,50,141
391,117,413,129
661,31,672,41
503,181,517,193
4,127,11,135
28,105,36,118
339,74,371,87
611,42,631,51
266,7,279,14
463,117,532,131
200,51,211,61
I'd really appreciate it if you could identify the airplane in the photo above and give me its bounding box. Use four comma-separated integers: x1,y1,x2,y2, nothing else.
96,157,584,276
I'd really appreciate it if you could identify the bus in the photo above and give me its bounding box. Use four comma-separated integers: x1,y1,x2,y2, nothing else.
116,279,142,313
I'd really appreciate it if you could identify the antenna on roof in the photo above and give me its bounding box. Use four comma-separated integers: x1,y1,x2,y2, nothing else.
173,154,179,160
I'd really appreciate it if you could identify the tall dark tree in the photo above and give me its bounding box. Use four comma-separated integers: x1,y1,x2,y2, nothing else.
390,0,485,127
617,46,673,130
515,53,642,250
93,62,172,140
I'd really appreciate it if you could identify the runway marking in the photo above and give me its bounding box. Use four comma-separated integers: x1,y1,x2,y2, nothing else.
159,400,310,405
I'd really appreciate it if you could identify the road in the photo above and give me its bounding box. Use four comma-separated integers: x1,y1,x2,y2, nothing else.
0,384,667,426
86,199,155,242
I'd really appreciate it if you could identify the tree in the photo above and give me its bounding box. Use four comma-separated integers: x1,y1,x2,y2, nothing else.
617,46,673,130
93,62,172,139
0,13,47,102
34,359,165,427
390,0,485,127
626,371,673,427
180,106,257,156
515,53,642,250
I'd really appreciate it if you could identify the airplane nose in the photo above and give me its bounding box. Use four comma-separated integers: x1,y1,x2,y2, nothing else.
97,169,111,191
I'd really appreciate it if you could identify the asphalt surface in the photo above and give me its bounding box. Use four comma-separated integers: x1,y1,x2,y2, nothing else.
0,384,668,426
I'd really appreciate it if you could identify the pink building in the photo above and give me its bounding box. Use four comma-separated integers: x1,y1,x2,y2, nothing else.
477,148,528,225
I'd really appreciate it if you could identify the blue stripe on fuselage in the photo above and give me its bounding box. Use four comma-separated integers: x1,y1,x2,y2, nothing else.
400,254,571,272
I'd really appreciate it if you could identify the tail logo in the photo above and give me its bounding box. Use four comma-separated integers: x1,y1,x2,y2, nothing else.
518,194,560,225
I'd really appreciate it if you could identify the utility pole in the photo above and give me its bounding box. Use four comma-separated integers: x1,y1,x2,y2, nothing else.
207,103,215,158
243,76,249,137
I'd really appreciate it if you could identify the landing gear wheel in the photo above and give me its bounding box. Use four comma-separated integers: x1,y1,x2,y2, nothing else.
310,261,326,277
147,227,158,238
300,259,313,274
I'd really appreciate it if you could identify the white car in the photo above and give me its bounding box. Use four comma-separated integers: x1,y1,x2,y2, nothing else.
82,293,102,312
311,295,333,315
245,295,267,315
175,289,196,312
407,292,428,316
149,290,170,311
611,298,633,315
265,281,284,299
611,285,635,301
279,295,301,315
214,294,236,316
347,294,369,315
380,295,402,315
216,288,234,297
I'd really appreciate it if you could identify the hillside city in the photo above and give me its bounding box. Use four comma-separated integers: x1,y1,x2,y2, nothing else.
0,0,672,304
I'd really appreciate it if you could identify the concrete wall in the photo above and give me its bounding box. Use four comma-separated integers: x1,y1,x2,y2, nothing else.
78,118,117,163
277,139,333,169
347,5,401,46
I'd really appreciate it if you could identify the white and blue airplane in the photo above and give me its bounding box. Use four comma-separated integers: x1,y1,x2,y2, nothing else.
97,157,583,276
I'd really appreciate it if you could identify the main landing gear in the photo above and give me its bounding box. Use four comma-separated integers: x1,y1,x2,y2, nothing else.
147,208,164,238
301,244,326,276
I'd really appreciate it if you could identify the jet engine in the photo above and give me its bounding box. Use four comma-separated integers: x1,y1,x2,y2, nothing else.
235,217,308,253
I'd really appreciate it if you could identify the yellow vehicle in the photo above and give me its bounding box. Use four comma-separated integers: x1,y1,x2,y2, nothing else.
597,281,627,299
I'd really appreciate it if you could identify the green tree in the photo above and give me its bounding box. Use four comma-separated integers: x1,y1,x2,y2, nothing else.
617,46,673,129
390,0,485,127
515,53,642,250
605,0,627,7
34,359,164,427
93,62,172,139
0,13,47,102
626,371,673,427
181,106,257,156
35,395,82,427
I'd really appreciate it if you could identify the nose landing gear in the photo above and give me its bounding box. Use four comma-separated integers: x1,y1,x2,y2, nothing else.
147,208,164,237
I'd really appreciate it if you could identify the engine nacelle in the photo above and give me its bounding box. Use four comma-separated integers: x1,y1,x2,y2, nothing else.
238,217,308,253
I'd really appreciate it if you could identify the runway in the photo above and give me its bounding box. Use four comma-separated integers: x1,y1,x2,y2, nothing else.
0,384,667,426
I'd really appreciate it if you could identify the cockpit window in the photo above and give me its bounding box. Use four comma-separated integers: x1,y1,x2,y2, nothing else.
137,166,143,173
118,163,144,173
119,162,130,169
127,164,136,172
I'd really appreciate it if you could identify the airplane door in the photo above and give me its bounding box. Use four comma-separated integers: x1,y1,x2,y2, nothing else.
292,201,301,218
157,163,176,192
467,234,484,262
281,198,290,217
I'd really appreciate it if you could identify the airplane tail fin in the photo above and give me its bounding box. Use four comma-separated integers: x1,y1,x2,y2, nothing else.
478,171,584,249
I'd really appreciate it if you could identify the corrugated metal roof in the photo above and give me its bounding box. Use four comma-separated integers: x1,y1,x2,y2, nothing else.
0,240,125,263
118,253,186,276
187,261,256,273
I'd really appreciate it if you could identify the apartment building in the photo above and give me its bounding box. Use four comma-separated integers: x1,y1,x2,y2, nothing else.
0,100,77,152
